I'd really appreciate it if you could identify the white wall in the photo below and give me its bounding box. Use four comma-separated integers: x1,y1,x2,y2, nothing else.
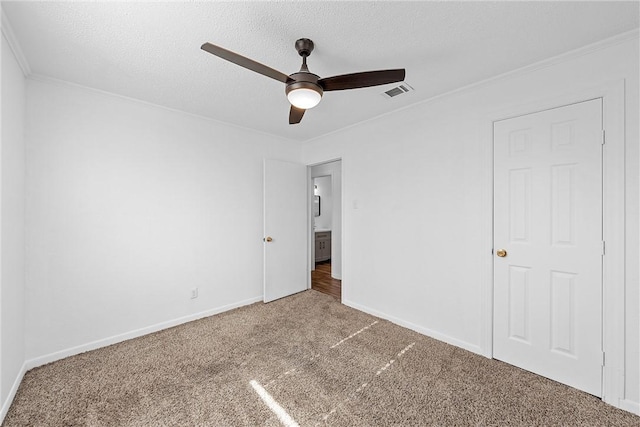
313,176,332,230
3,17,637,420
24,77,301,363
1,34,26,413
311,160,342,280
302,35,639,409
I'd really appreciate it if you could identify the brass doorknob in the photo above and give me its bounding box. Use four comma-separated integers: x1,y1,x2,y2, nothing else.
496,249,507,257
264,236,273,242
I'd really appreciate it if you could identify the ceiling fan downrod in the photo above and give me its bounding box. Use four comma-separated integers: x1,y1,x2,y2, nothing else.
286,38,323,109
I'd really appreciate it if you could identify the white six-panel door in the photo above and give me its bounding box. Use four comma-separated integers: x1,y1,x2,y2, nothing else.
493,99,603,396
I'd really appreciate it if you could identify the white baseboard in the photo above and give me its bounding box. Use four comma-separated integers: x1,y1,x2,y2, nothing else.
25,296,262,370
341,302,640,417
619,399,640,415
0,361,27,424
342,299,484,356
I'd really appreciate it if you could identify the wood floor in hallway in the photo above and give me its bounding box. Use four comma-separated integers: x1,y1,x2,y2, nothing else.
311,261,341,300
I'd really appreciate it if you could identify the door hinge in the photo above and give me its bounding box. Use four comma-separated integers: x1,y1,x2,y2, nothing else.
602,129,606,145
601,241,606,256
602,351,606,366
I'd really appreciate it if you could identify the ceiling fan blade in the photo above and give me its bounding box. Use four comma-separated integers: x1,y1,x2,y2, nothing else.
201,42,290,84
319,69,405,91
289,106,305,124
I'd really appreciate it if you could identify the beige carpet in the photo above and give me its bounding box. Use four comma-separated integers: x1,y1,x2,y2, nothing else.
4,290,639,426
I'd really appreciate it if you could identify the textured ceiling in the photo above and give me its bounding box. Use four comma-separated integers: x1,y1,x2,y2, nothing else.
3,1,639,142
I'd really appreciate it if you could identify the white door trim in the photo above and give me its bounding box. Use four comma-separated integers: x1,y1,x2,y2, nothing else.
480,80,626,407
307,165,313,287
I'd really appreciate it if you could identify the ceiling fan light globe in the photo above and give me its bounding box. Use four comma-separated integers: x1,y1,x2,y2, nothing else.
287,88,322,109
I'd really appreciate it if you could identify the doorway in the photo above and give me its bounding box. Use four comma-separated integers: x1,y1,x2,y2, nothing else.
309,160,342,300
492,99,603,396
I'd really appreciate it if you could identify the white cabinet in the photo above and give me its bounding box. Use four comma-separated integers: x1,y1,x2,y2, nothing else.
315,231,331,262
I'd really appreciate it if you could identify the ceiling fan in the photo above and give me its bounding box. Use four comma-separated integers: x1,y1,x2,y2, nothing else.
201,38,405,125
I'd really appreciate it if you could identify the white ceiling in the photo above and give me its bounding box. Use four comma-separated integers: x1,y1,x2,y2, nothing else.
3,1,639,142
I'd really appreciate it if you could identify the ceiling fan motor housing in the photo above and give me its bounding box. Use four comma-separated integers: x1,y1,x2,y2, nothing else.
285,72,323,96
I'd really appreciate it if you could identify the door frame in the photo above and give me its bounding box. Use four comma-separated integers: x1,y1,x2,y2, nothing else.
480,80,626,407
307,158,343,296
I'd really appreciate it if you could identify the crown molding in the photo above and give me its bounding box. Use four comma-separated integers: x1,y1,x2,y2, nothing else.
303,27,640,144
1,7,31,76
27,73,301,145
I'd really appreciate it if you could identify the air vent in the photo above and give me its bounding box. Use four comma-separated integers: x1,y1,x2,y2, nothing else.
381,83,414,99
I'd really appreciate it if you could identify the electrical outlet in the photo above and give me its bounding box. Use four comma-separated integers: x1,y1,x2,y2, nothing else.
191,288,198,299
